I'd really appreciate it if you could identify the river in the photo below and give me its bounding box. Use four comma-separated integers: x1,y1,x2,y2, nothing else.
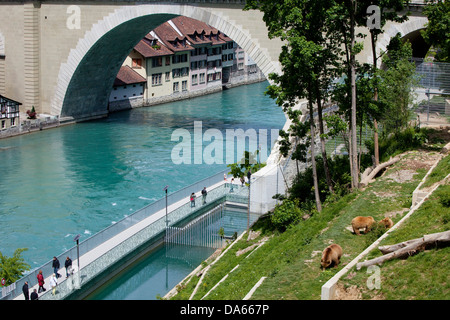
0,81,286,269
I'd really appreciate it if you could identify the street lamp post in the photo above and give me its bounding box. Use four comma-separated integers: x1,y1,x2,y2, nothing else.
73,234,80,271
163,185,169,228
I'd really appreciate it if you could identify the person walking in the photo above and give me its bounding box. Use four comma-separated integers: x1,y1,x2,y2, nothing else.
22,281,29,300
65,256,72,278
190,192,196,207
49,273,57,296
37,270,46,293
201,187,207,204
30,288,38,300
230,178,234,192
240,175,245,186
52,256,61,278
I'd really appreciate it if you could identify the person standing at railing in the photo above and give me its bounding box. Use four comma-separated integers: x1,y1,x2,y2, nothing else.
201,187,207,204
190,192,196,207
22,281,29,300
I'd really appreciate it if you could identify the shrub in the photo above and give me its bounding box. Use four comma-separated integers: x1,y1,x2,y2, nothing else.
270,199,303,231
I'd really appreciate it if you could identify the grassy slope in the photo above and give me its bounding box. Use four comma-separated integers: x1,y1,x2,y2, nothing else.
171,150,448,300
338,183,450,300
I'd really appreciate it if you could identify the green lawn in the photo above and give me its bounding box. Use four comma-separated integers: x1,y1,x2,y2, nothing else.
338,184,450,300
170,150,442,300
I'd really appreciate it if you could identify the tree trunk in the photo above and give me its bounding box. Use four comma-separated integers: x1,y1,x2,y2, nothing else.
350,0,359,190
371,30,380,166
315,90,334,194
360,156,400,186
356,231,450,270
309,99,322,212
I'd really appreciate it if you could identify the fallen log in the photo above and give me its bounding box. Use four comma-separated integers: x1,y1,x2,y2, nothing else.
378,237,423,254
360,156,400,187
356,230,450,270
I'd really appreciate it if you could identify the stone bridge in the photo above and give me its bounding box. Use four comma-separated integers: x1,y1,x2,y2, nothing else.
0,0,428,121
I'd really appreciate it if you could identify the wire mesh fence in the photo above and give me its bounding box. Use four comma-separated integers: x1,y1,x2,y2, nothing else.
413,58,450,127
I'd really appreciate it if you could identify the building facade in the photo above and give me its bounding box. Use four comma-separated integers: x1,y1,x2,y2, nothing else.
0,94,20,130
110,16,265,111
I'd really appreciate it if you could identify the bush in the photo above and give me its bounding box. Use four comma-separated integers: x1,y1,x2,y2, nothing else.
377,127,427,162
270,199,303,231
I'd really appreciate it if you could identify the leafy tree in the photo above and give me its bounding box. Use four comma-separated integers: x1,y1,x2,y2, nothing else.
378,35,419,136
0,248,30,286
421,0,450,62
244,0,348,210
227,150,265,179
355,0,408,165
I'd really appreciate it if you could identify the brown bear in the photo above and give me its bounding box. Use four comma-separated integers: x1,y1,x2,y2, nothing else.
321,244,343,269
379,217,394,229
351,216,375,235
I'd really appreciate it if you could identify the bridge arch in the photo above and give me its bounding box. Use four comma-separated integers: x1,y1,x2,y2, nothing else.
52,4,279,120
370,16,428,65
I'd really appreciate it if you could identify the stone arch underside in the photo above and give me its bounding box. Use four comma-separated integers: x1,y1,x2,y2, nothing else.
372,16,428,65
53,5,278,120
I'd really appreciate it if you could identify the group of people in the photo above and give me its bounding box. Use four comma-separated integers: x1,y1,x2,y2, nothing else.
22,256,73,300
190,187,208,207
189,172,252,207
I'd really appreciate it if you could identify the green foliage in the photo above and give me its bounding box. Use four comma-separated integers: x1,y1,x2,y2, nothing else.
0,248,31,286
378,35,419,136
421,0,450,62
227,150,265,178
371,127,428,162
289,155,354,204
270,199,303,231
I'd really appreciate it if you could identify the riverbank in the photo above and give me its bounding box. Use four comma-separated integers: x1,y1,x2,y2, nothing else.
0,78,267,140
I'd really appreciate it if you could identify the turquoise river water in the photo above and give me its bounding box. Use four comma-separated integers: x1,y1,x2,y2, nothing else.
0,81,286,275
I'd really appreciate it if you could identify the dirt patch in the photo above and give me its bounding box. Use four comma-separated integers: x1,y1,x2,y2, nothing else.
383,169,417,183
384,208,409,219
334,282,385,300
334,283,362,300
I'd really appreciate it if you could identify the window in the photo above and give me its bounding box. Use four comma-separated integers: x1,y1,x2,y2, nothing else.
11,117,15,126
172,54,188,64
191,61,198,70
132,58,142,68
192,74,198,85
207,72,221,82
1,120,5,129
152,57,163,68
199,73,205,84
152,73,162,86
181,67,189,77
182,80,188,91
165,56,171,66
173,82,179,92
172,68,180,78
165,71,170,82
